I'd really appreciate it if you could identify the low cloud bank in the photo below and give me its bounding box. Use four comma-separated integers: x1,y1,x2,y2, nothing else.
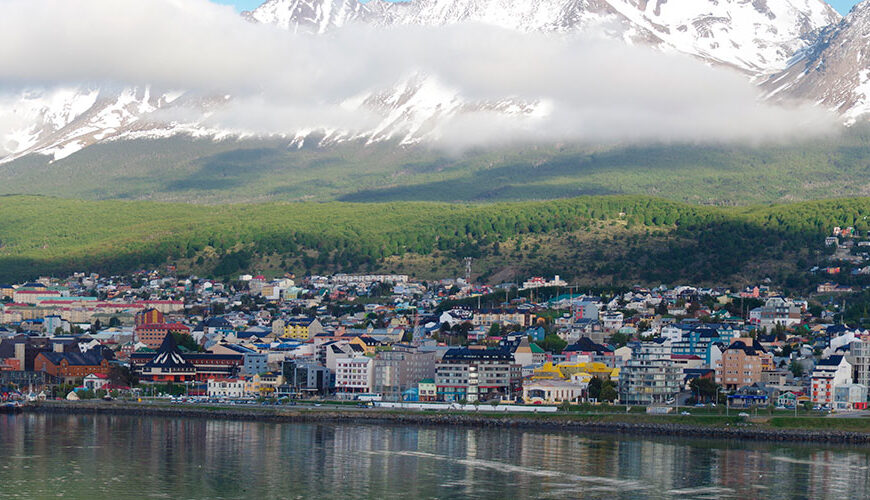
0,0,839,152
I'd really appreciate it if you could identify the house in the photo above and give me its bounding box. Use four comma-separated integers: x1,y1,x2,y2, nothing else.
602,312,624,332
523,379,587,404
82,373,110,391
207,378,246,398
272,317,324,340
418,378,437,401
350,335,380,355
248,371,285,396
748,298,801,329
811,355,852,406
562,337,615,367
776,391,800,408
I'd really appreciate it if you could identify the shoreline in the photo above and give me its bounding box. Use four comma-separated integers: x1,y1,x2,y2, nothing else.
19,401,870,444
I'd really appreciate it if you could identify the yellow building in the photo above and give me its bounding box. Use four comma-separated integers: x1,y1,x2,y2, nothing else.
272,317,324,340
350,335,380,355
531,361,616,381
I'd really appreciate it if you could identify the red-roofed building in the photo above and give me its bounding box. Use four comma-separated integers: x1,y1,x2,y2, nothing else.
135,322,191,349
136,300,184,313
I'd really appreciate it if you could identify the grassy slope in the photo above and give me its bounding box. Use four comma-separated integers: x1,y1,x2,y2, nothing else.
3,126,870,205
1,194,869,284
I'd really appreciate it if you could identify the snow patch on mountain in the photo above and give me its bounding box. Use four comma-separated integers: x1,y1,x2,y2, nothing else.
761,1,870,123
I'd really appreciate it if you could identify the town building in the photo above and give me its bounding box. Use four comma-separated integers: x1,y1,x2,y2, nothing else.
834,384,868,410
135,322,190,349
272,317,324,340
523,379,587,404
33,350,110,383
372,345,436,400
748,297,802,329
849,339,870,389
335,356,373,393
618,341,681,405
811,355,852,406
281,359,332,396
207,378,246,398
418,378,437,401
138,334,196,383
715,338,773,390
435,348,521,402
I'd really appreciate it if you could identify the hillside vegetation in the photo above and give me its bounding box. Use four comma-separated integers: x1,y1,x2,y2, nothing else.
3,126,870,205
0,195,867,285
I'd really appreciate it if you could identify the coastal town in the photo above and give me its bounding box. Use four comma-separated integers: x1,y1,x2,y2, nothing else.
3,225,870,418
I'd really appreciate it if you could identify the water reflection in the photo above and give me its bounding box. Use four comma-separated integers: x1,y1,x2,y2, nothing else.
1,413,869,499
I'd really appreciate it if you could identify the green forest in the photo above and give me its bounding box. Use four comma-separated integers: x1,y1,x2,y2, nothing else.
3,125,870,205
0,195,867,286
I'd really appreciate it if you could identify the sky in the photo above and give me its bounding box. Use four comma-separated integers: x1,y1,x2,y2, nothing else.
212,0,261,11
828,0,861,14
215,0,861,14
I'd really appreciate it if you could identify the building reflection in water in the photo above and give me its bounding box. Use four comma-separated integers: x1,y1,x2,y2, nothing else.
1,414,870,499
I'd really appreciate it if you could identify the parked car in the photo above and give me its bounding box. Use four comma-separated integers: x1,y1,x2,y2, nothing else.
738,412,750,417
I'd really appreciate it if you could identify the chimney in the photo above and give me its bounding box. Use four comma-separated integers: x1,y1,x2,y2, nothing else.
14,343,25,369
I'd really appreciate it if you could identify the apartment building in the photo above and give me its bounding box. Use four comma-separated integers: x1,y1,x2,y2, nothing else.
435,348,521,402
619,341,682,405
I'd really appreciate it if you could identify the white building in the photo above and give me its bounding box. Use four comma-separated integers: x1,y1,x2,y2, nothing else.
523,379,587,404
811,355,852,406
335,356,374,393
207,378,247,399
521,275,567,290
82,373,109,391
602,312,624,332
834,384,868,410
748,297,801,329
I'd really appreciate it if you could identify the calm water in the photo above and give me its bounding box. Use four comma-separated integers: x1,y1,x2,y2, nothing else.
1,414,869,499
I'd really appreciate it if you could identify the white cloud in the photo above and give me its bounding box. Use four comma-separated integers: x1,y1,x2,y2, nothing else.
0,0,840,151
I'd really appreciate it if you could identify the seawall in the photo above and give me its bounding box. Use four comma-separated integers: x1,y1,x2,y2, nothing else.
21,401,870,444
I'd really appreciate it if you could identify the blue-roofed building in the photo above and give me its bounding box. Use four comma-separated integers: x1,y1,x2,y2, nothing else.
672,327,736,366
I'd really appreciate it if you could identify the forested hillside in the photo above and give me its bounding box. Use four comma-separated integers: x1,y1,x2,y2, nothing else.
3,126,870,205
0,195,866,287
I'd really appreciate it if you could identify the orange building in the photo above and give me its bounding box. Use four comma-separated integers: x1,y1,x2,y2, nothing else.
715,338,773,390
34,351,110,381
135,322,190,349
135,308,165,327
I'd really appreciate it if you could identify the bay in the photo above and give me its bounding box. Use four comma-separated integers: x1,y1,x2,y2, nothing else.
1,413,868,499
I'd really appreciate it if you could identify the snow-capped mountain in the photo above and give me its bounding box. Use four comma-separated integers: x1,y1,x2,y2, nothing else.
249,0,840,74
0,0,844,163
763,1,870,124
0,87,231,163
